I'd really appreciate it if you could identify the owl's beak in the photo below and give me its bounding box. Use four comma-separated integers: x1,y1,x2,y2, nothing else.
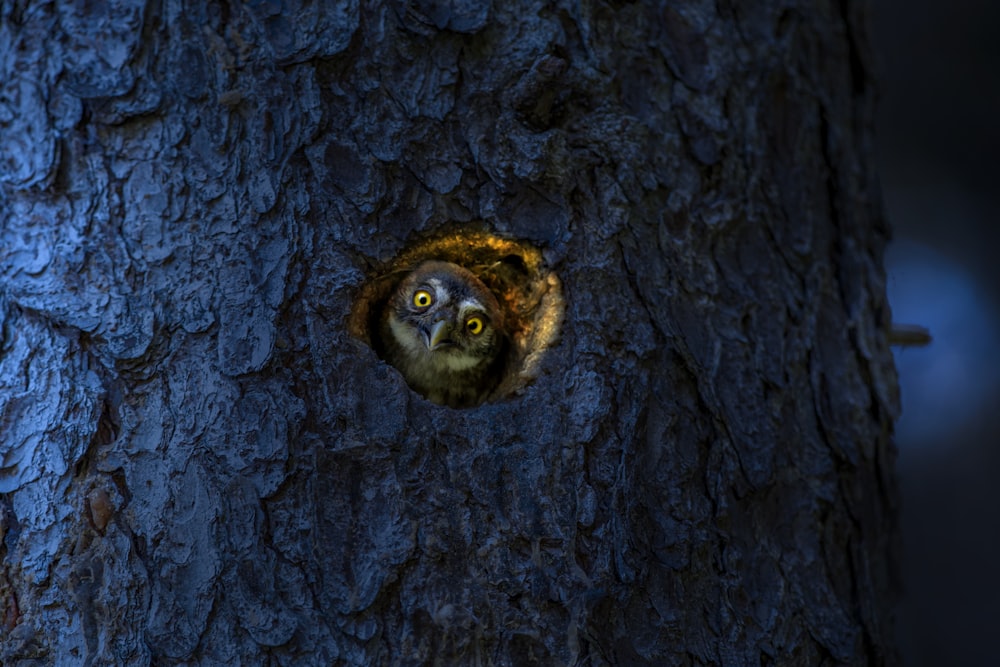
425,320,453,351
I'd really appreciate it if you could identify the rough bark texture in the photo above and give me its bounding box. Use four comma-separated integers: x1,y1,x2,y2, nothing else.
0,1,900,665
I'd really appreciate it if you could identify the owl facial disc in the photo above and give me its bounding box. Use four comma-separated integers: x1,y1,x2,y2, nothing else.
379,260,508,407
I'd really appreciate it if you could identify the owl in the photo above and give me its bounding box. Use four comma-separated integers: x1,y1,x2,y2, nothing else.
379,260,508,408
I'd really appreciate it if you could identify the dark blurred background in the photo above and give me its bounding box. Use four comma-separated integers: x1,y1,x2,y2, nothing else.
872,1,1000,664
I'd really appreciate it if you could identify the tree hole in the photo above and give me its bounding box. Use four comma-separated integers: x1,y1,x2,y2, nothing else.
348,231,564,407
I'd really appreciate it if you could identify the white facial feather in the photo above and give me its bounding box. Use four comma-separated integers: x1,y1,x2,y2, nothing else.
426,279,450,306
457,298,485,316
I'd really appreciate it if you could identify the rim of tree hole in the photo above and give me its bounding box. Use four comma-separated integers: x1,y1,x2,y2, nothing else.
348,230,564,407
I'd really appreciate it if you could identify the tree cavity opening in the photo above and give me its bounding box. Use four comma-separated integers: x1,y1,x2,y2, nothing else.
348,231,564,407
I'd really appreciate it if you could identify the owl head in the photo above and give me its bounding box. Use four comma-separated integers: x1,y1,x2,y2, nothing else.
381,260,507,405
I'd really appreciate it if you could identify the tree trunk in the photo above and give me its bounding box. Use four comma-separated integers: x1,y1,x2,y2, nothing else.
1,1,900,665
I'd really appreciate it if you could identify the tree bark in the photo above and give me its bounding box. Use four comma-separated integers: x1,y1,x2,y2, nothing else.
1,1,900,665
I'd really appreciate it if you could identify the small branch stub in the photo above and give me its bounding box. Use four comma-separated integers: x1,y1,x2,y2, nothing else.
888,322,932,347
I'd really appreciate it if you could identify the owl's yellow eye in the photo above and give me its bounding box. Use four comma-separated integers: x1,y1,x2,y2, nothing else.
466,317,484,335
413,290,433,308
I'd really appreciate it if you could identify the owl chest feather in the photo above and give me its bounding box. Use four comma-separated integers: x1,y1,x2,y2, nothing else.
381,312,499,407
